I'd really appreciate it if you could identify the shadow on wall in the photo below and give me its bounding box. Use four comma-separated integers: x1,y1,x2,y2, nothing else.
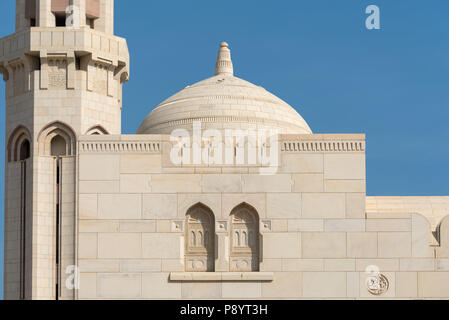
0,79,5,300
437,215,449,257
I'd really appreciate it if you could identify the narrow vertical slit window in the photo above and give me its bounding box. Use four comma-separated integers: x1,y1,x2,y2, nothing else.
55,159,61,300
50,134,68,300
20,161,26,300
19,140,30,161
18,138,30,300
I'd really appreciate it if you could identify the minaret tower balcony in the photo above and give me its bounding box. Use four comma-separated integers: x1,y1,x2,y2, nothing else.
0,27,129,76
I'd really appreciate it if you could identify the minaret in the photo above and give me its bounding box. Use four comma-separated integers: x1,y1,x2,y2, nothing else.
1,0,129,300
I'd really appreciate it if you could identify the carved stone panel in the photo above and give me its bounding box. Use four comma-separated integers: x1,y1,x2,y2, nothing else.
93,63,108,95
48,59,67,90
13,64,25,96
230,204,260,272
185,204,215,272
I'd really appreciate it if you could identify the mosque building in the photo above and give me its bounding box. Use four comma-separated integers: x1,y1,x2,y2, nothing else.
1,0,449,300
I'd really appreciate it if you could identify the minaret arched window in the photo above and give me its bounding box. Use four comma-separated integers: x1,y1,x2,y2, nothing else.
185,203,215,272
51,135,67,157
7,126,32,162
19,140,31,161
37,121,76,299
38,122,76,157
6,125,32,299
230,203,260,272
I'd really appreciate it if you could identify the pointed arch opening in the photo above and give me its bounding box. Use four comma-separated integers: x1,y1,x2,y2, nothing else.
38,121,76,156
50,135,67,157
37,121,77,299
19,140,31,161
230,203,260,272
6,125,33,299
7,125,32,162
185,203,215,272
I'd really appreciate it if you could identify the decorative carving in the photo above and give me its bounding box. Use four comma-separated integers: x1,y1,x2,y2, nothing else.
48,59,67,89
230,203,260,272
365,265,389,296
147,116,296,134
93,63,108,95
215,42,233,76
366,274,389,296
171,221,184,233
186,257,209,272
79,141,161,154
282,141,365,153
230,257,259,273
216,220,228,233
12,63,25,96
261,220,272,232
185,203,215,272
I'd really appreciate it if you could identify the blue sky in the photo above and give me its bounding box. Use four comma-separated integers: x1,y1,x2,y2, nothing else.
0,0,448,299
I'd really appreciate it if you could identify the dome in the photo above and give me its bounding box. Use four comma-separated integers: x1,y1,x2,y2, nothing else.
137,42,312,135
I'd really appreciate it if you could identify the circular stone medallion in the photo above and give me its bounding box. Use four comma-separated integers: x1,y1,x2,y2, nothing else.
366,274,389,296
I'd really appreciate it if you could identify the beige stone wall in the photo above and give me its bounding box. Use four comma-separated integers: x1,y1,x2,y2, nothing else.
3,0,449,301
4,162,22,299
75,133,449,299
367,196,449,231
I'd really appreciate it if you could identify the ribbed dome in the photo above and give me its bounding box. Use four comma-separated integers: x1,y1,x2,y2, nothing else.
137,42,312,135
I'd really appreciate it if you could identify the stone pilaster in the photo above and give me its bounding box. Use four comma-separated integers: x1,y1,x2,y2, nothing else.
37,0,55,27
215,221,230,272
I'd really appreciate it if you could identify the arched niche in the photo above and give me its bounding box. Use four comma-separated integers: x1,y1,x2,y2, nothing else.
7,125,32,162
6,125,32,299
185,203,215,272
38,121,76,157
50,135,67,157
19,140,31,160
230,203,260,272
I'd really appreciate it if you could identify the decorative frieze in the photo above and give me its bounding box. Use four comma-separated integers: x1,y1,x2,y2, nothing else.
78,136,364,156
282,140,365,153
3,58,35,98
147,116,303,133
79,141,161,154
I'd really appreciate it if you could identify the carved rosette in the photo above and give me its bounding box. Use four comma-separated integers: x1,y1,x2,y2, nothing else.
366,274,389,296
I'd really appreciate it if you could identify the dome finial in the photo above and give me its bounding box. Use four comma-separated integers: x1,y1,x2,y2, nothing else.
215,42,234,76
